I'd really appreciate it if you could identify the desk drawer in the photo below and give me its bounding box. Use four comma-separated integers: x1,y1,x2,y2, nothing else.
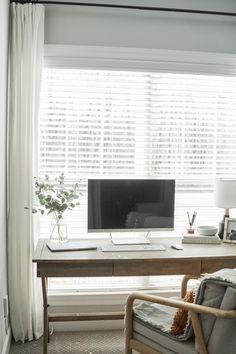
202,259,236,274
37,263,113,277
114,260,201,276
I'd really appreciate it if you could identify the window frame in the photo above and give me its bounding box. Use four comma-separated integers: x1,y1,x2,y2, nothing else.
41,45,236,298
44,45,236,75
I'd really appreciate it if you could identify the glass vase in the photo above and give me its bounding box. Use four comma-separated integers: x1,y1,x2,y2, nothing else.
50,215,68,243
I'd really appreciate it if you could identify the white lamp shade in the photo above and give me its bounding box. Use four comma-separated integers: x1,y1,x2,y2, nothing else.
214,179,236,208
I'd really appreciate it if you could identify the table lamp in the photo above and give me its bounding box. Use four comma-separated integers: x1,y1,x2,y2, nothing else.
214,179,236,239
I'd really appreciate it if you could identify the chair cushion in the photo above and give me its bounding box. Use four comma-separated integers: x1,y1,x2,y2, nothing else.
194,268,236,354
133,297,194,342
133,319,197,354
196,280,226,344
200,282,236,354
201,284,236,354
133,298,196,354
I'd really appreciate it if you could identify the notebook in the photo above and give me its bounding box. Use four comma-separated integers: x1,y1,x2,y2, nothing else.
46,241,97,252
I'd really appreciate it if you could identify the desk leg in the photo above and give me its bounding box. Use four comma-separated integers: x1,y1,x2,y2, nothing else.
42,277,49,354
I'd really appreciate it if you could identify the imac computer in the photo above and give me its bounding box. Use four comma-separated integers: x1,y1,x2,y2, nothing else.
87,179,175,245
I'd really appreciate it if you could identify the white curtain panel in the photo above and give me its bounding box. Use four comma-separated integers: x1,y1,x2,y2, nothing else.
7,3,45,342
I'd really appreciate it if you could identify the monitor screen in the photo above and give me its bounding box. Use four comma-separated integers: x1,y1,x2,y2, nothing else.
87,179,175,232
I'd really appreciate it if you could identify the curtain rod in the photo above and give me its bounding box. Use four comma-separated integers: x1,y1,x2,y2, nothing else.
10,1,236,17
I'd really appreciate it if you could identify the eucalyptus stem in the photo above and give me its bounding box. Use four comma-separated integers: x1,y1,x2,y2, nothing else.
27,173,80,241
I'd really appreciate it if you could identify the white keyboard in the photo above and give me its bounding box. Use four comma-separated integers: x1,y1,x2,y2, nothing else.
101,244,166,252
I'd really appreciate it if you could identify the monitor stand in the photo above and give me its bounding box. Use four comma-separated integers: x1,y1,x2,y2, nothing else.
110,231,151,245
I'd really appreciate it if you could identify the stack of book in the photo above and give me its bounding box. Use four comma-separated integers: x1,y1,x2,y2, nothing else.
182,234,221,244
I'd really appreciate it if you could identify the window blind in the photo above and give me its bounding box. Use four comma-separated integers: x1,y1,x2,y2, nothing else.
39,68,236,238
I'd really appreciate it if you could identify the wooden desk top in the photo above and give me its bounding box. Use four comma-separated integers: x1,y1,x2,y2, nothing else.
33,238,236,278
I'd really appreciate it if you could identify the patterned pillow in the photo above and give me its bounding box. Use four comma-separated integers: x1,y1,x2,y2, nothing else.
170,290,195,336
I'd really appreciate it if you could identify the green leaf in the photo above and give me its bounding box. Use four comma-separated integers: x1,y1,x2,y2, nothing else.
31,173,80,216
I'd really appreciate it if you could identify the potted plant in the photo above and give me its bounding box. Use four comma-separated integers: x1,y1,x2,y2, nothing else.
28,173,80,242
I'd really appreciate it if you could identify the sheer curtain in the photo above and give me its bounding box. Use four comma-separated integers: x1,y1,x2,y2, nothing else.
7,3,45,341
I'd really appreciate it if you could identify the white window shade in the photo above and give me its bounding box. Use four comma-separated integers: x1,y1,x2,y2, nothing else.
39,69,148,177
39,68,236,237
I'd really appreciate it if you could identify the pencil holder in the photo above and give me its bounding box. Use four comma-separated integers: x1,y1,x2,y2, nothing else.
186,211,197,234
186,223,195,234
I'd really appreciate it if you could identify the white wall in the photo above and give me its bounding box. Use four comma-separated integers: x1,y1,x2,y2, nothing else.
45,0,236,54
0,0,9,353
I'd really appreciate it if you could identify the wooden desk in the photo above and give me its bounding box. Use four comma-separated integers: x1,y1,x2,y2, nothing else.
33,237,236,354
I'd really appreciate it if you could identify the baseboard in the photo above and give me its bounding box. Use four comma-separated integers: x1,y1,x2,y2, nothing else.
1,328,11,354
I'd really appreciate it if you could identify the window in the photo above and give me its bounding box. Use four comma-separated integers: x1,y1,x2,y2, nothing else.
39,68,236,235
39,66,236,291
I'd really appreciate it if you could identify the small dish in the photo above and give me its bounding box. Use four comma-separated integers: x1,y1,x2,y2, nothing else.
197,225,218,236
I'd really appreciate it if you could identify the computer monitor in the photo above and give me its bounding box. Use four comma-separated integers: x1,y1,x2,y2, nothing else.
87,179,175,232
